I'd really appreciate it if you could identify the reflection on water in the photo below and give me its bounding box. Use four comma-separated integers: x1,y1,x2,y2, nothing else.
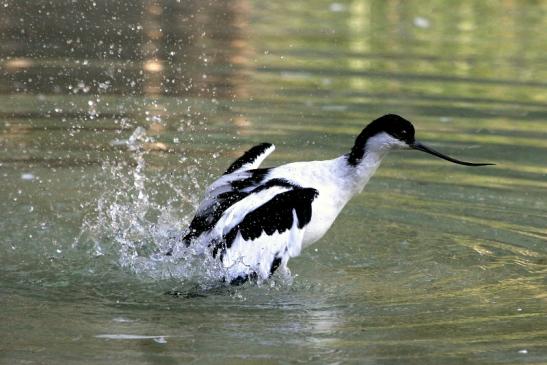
1,0,252,98
1,0,547,364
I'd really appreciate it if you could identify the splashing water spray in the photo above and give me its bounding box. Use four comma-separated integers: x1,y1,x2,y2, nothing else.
78,126,226,289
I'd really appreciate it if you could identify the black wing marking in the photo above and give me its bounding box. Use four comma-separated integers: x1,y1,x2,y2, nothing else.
270,256,282,275
223,187,319,249
230,168,271,190
225,143,273,175
182,176,296,245
180,143,274,247
182,190,249,244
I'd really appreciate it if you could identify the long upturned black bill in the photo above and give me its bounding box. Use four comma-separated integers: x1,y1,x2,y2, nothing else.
411,141,495,166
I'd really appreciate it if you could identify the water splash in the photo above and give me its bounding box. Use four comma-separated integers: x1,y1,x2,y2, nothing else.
95,334,170,343
78,127,295,290
79,127,225,287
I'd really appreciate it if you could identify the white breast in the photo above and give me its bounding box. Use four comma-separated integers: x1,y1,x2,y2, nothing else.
266,158,356,247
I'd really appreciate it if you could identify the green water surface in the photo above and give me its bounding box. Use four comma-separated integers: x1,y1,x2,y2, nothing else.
1,1,546,364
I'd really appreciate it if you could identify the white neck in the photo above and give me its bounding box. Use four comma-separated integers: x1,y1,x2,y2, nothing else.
340,132,402,197
348,149,387,194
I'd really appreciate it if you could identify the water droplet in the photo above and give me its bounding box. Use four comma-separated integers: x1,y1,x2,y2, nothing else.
154,337,167,344
112,317,134,323
414,16,431,29
329,3,346,12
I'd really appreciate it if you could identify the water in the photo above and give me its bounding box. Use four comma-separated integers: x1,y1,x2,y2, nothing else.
1,1,546,363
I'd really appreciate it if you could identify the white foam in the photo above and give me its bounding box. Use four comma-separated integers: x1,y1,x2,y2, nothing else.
95,334,169,342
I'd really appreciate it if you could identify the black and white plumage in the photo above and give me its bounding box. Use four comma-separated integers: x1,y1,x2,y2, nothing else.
174,114,493,284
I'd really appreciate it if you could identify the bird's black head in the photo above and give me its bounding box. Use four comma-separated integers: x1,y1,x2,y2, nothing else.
367,114,416,145
348,114,415,165
347,114,494,167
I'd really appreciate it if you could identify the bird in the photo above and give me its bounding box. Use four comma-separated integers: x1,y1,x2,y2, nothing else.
170,114,493,285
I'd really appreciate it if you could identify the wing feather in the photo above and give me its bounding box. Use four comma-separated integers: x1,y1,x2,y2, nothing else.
225,143,275,174
211,187,318,281
182,169,273,243
223,209,308,282
225,188,318,245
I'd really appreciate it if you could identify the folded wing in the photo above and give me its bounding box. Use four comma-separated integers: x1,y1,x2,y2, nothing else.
224,142,275,175
211,187,319,283
182,143,275,244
